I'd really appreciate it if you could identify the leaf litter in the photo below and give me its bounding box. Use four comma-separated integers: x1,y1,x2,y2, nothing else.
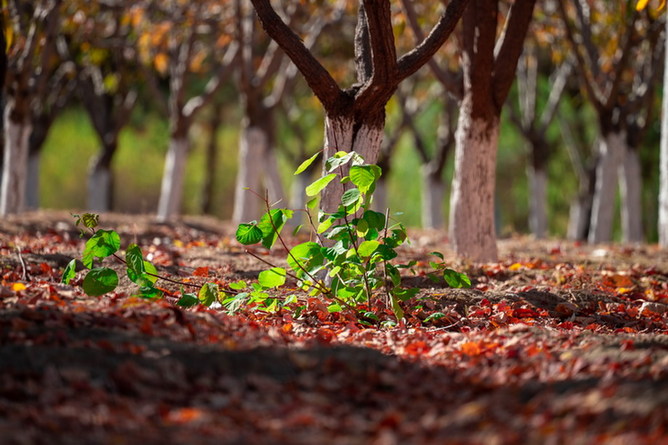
0,211,667,444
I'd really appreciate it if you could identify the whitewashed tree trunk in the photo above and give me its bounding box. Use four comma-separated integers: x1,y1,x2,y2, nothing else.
1,114,32,216
588,131,625,243
421,168,445,229
449,116,499,262
157,137,189,222
26,150,41,209
567,195,592,241
87,163,112,212
263,146,285,207
659,15,668,247
232,126,265,223
619,145,643,243
528,166,548,239
321,115,383,213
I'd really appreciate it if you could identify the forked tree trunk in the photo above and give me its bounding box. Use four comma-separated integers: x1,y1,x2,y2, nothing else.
321,114,384,213
232,126,265,222
421,168,445,229
449,115,499,261
619,145,643,243
588,131,625,243
157,136,189,222
528,165,548,239
1,113,32,216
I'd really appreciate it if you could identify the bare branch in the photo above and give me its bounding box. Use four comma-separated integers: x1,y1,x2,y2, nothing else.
397,0,469,82
250,0,344,111
492,0,537,109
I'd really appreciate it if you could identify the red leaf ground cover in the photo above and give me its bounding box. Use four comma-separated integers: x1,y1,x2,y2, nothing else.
1,211,667,444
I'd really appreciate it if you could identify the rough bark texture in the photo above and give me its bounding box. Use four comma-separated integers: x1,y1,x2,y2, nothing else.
232,126,266,223
0,113,31,216
157,137,190,222
588,131,625,244
449,117,499,261
448,0,536,262
528,166,548,239
619,146,643,243
421,169,445,230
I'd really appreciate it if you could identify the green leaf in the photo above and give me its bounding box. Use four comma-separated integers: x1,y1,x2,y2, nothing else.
306,197,318,209
294,151,321,175
443,269,472,288
423,312,447,323
325,151,355,171
305,173,337,197
390,294,404,321
376,244,398,261
430,251,445,260
72,212,99,231
328,302,342,312
62,259,77,284
222,292,249,313
137,286,162,299
258,209,292,249
363,210,386,231
357,240,380,258
287,242,325,277
229,280,247,290
341,188,361,207
350,165,381,193
126,244,147,284
82,268,119,296
258,267,287,288
176,293,199,307
82,230,121,268
236,223,264,245
199,282,219,306
393,287,419,301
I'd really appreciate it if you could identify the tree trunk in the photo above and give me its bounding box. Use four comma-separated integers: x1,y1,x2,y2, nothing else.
660,15,668,247
588,131,625,243
320,114,384,213
619,145,643,243
449,114,499,262
263,145,285,207
87,150,115,212
157,136,189,222
421,167,445,229
528,165,548,239
0,112,32,216
232,126,266,222
26,150,40,209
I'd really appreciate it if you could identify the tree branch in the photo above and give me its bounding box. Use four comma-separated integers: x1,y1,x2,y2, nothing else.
492,0,537,109
396,0,469,82
250,0,344,112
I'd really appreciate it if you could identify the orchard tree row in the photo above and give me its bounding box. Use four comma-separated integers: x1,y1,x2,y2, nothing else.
0,0,665,262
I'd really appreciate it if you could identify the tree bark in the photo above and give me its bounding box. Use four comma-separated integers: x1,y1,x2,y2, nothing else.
421,168,445,230
588,131,625,243
157,136,190,222
619,145,643,243
0,109,31,216
232,126,266,223
659,13,668,247
26,150,40,210
449,115,499,261
528,165,548,239
87,142,116,212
